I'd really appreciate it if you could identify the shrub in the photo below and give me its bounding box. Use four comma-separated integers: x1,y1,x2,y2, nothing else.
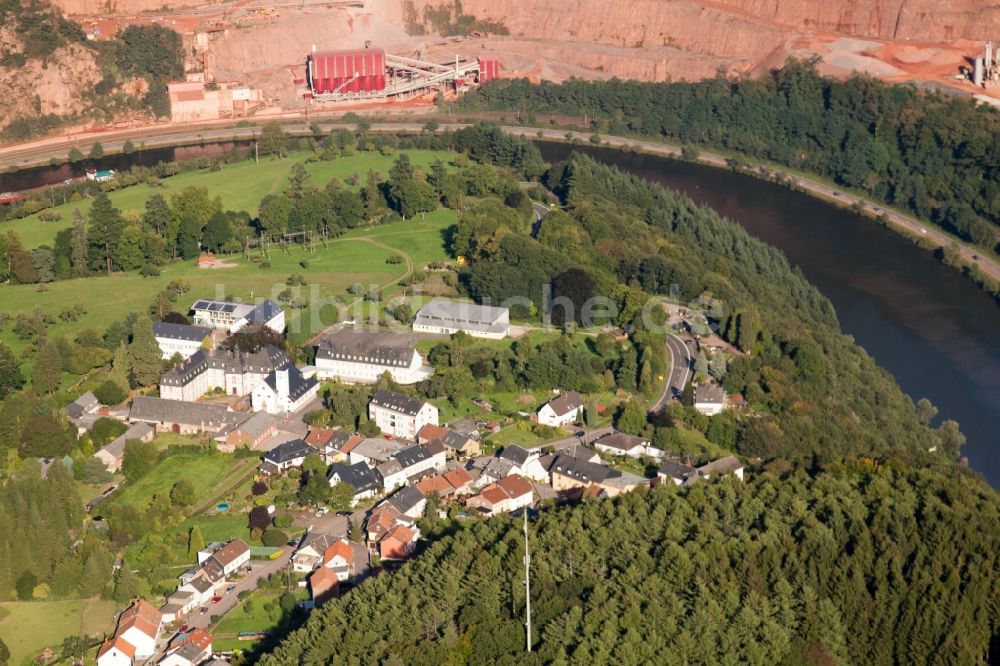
251,480,268,496
262,527,288,547
272,514,293,529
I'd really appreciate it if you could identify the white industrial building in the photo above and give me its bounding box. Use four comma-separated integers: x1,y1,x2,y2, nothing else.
314,328,433,385
412,299,510,339
368,389,439,440
190,298,285,334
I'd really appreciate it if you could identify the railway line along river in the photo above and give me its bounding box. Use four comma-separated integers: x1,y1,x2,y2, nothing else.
538,142,1000,487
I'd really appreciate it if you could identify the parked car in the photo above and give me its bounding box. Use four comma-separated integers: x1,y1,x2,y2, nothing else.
226,585,236,594
177,625,189,633
211,596,222,604
199,607,208,615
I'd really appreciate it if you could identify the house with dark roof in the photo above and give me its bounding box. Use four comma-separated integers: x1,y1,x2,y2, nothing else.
658,460,700,486
260,439,314,474
698,455,744,480
314,327,433,385
67,391,100,420
377,443,448,490
385,485,427,519
159,628,213,666
548,455,644,497
327,431,366,462
368,389,439,439
293,531,340,573
327,461,382,503
478,445,549,485
251,365,320,414
129,397,230,434
537,390,584,427
694,383,727,416
417,423,481,458
153,321,214,361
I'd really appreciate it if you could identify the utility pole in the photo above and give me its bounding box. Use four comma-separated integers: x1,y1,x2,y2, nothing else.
523,509,532,653
254,141,259,165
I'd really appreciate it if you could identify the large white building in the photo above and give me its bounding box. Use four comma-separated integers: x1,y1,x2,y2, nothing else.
152,322,214,360
190,298,285,334
160,346,290,402
412,298,510,339
368,389,439,440
251,366,320,414
314,328,433,385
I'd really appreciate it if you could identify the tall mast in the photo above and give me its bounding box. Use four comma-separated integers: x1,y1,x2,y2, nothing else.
524,509,532,653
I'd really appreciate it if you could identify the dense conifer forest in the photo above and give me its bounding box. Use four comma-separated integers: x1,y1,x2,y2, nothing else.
455,61,1000,253
261,465,999,665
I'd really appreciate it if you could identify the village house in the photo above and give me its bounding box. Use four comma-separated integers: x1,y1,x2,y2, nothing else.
214,411,277,452
129,397,231,434
160,346,291,402
97,600,162,666
250,365,320,414
158,629,213,666
348,437,407,466
304,428,337,461
293,531,341,573
314,327,434,385
415,467,474,498
95,422,155,472
67,391,100,420
309,566,339,606
368,389,440,439
537,390,584,427
417,423,481,459
152,322,215,360
378,442,448,491
657,460,700,486
319,539,355,581
327,461,383,504
385,485,427,519
260,439,314,474
205,539,251,577
592,431,655,459
549,455,645,498
366,503,414,543
698,455,744,480
191,298,285,334
694,383,727,416
379,524,418,560
479,445,550,486
412,298,511,339
466,474,534,516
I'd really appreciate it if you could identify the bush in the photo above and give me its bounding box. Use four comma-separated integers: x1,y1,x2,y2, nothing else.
251,480,269,496
90,416,128,447
262,527,288,547
273,514,293,529
93,379,127,406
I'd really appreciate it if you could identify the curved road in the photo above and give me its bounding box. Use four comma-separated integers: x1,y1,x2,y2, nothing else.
0,120,996,283
652,333,692,411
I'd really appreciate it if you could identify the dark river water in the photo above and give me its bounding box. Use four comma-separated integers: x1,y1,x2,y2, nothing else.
538,142,1000,487
2,139,996,485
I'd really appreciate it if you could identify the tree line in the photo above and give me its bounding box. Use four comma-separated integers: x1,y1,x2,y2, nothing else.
456,60,1000,252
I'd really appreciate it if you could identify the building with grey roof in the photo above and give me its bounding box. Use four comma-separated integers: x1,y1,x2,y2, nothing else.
368,389,439,440
191,298,285,334
95,422,155,472
251,366,320,415
160,345,291,402
412,298,510,339
153,321,214,360
129,397,230,434
67,391,100,419
314,327,433,385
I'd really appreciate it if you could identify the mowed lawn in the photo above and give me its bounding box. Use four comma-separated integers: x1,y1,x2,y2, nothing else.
0,238,404,355
107,451,235,510
0,598,117,664
5,149,455,249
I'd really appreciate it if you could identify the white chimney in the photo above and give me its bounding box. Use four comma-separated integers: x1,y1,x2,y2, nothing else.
276,368,290,398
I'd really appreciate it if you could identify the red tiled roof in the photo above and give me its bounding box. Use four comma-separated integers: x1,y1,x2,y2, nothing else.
496,474,533,499
423,439,446,456
322,540,354,567
417,423,448,441
305,428,336,447
310,566,338,596
415,475,452,495
117,599,162,640
178,628,213,650
339,434,365,453
479,486,509,505
382,524,414,545
98,636,136,659
442,467,472,489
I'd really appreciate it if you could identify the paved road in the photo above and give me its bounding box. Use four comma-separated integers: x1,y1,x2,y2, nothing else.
1,120,996,283
530,202,549,238
156,549,292,654
652,333,692,411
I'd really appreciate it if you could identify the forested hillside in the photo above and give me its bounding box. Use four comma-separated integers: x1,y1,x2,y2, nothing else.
456,61,1000,253
261,464,999,665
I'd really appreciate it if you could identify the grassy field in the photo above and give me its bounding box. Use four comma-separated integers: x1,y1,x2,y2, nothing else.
212,588,309,652
5,149,454,249
107,451,236,510
0,598,117,665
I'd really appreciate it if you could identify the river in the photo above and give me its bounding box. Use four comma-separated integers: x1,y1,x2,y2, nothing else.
2,139,996,485
538,142,1000,487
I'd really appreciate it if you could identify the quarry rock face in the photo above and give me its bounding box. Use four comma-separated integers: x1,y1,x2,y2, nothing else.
0,40,101,131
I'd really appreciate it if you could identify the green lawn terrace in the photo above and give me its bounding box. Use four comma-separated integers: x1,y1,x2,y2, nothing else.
4,149,457,250
0,598,117,665
0,203,459,364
